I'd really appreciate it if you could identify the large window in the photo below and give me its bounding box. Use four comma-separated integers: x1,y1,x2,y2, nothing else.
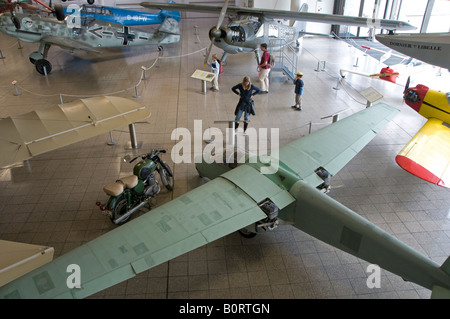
343,0,362,37
397,0,428,33
343,0,393,38
426,0,450,32
342,0,449,37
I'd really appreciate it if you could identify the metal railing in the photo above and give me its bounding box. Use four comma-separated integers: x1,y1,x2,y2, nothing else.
269,38,298,81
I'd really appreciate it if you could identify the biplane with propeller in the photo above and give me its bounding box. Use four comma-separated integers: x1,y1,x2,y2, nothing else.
140,0,416,65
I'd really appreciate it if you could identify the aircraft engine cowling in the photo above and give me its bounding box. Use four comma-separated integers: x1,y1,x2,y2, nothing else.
403,84,429,113
288,179,449,291
225,25,246,43
209,26,227,40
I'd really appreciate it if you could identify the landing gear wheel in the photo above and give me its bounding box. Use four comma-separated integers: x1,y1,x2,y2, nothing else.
158,45,163,52
238,228,257,238
35,59,52,75
54,4,66,21
87,0,95,4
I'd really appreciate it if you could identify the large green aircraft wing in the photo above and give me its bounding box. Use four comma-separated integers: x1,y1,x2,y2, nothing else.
0,164,296,299
278,103,399,187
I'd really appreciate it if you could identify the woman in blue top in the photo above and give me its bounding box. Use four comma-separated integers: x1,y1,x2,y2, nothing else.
232,76,261,134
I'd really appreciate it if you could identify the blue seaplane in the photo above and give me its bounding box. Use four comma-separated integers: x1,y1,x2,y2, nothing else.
63,2,180,26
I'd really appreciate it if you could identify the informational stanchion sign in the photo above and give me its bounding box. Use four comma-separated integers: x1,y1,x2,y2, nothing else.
360,87,383,108
191,69,217,94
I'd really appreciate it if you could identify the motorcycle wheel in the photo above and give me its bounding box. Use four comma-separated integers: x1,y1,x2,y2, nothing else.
111,196,131,225
159,162,174,191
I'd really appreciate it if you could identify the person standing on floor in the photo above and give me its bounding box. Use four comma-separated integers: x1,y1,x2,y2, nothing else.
292,72,304,110
232,76,261,134
258,43,271,93
210,54,220,91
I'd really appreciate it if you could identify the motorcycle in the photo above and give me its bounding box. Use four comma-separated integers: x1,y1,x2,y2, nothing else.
96,149,174,225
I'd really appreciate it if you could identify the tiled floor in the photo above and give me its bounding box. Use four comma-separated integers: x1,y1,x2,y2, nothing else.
0,15,449,299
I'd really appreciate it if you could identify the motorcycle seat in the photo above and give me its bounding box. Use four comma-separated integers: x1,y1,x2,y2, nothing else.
103,175,139,197
103,182,124,197
120,175,138,189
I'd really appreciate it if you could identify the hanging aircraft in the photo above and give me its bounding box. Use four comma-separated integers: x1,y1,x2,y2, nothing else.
62,3,180,26
376,32,450,70
395,77,450,188
0,9,180,74
140,0,416,65
1,102,450,299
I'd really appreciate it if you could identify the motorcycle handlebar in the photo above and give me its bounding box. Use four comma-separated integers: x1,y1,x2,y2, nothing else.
129,156,139,163
128,149,167,162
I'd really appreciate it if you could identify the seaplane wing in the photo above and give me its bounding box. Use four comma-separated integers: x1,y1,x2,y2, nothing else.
278,103,400,186
396,118,450,188
0,96,150,168
41,36,101,53
139,2,415,31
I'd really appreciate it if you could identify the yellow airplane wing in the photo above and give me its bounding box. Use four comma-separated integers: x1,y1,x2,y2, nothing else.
396,118,450,188
0,96,150,168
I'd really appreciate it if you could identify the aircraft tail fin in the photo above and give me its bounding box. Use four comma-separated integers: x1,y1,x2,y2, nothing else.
292,3,308,34
157,16,180,35
158,9,181,22
158,1,181,22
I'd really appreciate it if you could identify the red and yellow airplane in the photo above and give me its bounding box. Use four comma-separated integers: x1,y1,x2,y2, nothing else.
396,78,450,188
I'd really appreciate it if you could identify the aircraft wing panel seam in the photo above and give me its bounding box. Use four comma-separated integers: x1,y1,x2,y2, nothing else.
278,103,399,180
217,166,295,208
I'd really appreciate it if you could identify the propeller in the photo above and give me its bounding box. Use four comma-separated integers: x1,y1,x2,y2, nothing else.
203,0,229,66
404,76,411,94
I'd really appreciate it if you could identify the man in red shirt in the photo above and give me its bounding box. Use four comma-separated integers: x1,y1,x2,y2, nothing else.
258,43,271,93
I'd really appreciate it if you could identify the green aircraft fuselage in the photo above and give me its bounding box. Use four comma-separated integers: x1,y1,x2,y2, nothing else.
195,149,450,295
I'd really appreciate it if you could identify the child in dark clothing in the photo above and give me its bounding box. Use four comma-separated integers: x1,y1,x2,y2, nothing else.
292,72,304,111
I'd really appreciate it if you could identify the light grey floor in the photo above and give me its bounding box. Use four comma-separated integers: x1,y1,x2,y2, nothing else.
1,16,449,299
